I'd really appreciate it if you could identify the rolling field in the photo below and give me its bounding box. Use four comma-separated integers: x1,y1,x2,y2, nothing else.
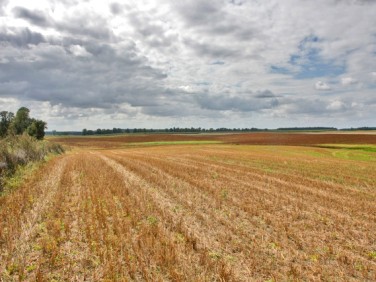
49,132,376,149
1,133,376,281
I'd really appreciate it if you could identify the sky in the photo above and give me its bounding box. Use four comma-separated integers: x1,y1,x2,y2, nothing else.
0,0,375,130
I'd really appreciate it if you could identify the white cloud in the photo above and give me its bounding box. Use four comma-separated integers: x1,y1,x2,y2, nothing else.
0,97,20,112
178,85,194,92
341,77,358,86
69,45,92,57
315,81,331,90
371,72,376,81
327,100,347,111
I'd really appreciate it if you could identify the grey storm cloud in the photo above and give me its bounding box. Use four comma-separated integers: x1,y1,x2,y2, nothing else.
254,90,279,99
0,37,170,110
141,104,193,117
183,38,238,59
13,6,112,40
173,0,257,41
173,1,224,27
55,15,113,41
13,7,49,26
0,27,45,47
110,3,122,15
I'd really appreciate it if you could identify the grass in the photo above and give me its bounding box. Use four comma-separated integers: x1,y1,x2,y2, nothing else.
0,162,41,196
0,135,65,193
315,144,376,161
316,144,376,152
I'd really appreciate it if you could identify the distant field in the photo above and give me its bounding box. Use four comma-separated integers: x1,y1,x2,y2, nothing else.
126,140,223,147
49,132,376,148
1,133,375,280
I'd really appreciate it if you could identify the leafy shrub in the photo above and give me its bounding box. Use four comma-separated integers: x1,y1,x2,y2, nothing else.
0,134,64,192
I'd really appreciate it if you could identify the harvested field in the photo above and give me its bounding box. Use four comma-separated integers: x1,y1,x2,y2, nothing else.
50,132,376,149
1,138,376,280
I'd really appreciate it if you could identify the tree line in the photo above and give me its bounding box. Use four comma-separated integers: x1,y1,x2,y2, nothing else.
82,127,268,135
0,107,47,139
276,127,337,131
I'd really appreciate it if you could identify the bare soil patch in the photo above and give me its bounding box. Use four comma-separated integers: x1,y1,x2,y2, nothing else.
50,132,376,149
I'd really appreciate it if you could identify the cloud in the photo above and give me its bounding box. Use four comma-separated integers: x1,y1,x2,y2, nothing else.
69,45,92,57
326,100,348,111
110,3,122,15
13,7,49,26
183,37,237,59
0,39,169,111
173,1,223,27
126,9,178,50
254,90,278,99
1,0,376,129
55,14,113,41
315,81,331,90
371,72,376,82
196,90,279,112
341,77,358,85
275,97,355,118
0,27,45,47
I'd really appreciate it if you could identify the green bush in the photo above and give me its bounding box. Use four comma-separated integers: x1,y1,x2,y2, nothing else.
0,134,64,192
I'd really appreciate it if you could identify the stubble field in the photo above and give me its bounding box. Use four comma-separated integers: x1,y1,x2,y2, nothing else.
1,133,376,281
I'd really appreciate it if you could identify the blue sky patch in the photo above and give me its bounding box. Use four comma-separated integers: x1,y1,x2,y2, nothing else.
270,65,291,75
270,38,345,79
291,35,345,79
291,50,344,79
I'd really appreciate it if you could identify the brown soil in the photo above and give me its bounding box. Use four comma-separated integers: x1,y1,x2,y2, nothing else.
50,132,376,149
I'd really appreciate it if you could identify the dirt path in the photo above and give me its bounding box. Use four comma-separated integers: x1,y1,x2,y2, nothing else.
1,147,375,281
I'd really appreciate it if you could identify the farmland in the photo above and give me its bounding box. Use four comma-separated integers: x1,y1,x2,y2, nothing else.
1,133,376,281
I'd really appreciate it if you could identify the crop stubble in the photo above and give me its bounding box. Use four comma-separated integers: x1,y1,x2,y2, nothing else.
0,142,375,281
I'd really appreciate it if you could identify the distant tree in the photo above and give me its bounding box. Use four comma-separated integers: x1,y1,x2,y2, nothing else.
0,111,14,137
9,107,32,135
26,119,47,140
82,128,87,135
1,107,47,139
113,128,122,134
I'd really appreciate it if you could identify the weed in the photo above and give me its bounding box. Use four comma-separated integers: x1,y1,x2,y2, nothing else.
26,264,37,273
221,189,228,199
5,263,19,275
209,251,222,260
146,215,158,225
368,251,376,260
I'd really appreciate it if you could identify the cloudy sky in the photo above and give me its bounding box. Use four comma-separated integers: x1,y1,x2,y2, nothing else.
1,0,375,130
